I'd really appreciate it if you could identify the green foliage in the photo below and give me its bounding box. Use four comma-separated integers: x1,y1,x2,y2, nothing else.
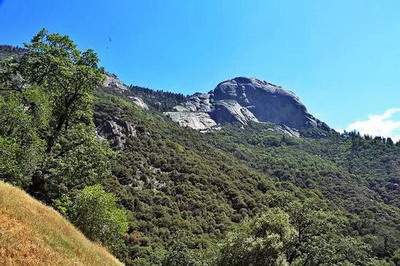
217,204,370,266
128,84,187,112
21,28,104,154
0,29,113,202
0,81,46,187
92,92,400,264
162,243,198,266
217,208,295,266
391,249,400,265
70,184,129,253
286,201,369,265
40,124,115,200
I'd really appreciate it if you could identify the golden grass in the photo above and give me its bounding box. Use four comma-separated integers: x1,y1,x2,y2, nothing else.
0,181,123,266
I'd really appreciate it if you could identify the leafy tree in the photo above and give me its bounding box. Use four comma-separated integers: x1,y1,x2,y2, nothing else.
0,29,113,201
0,65,47,187
2,29,104,152
284,200,370,265
40,124,114,200
216,203,370,266
217,208,296,266
162,243,197,266
70,184,129,253
391,249,400,265
25,32,103,154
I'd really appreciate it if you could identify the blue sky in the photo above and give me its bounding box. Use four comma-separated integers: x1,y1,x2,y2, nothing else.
1,0,400,139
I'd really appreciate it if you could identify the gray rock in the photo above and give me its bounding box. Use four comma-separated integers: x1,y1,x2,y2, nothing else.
103,74,149,110
180,93,213,112
164,111,217,130
103,74,128,92
96,119,136,148
164,77,327,132
128,96,149,110
211,100,259,124
267,125,301,138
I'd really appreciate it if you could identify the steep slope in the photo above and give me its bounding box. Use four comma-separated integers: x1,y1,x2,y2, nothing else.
207,124,400,251
94,89,400,264
165,77,330,132
0,181,122,266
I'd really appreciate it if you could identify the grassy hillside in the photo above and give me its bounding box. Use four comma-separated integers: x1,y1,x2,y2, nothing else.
0,181,122,266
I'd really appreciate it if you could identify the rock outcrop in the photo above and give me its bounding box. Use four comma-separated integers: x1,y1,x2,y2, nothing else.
164,111,217,130
102,73,149,110
127,96,149,110
96,119,136,148
165,77,328,131
103,74,129,92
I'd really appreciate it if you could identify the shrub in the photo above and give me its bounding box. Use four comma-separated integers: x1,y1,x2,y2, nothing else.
70,184,129,252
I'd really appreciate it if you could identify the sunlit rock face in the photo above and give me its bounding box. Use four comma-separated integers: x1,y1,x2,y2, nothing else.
103,74,148,110
165,77,326,131
96,119,137,148
164,111,217,130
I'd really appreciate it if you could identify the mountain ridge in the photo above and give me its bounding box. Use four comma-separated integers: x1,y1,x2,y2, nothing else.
164,76,330,134
0,44,330,135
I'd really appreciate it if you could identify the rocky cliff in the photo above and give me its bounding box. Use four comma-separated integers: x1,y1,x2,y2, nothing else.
165,77,328,132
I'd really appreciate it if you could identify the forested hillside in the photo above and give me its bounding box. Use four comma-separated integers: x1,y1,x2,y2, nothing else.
1,30,399,265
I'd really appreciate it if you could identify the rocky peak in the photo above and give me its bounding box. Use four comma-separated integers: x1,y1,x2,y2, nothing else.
165,77,328,132
103,74,129,92
214,77,296,101
102,73,149,110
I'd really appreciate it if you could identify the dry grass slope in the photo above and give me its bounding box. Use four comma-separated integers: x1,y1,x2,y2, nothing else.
0,181,123,266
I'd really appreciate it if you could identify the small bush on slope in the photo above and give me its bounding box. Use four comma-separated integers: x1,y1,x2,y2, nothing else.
70,184,129,254
0,181,122,266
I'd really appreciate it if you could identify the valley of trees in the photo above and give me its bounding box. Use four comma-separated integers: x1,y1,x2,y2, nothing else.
1,30,399,265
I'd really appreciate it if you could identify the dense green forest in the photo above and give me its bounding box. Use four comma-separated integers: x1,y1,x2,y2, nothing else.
1,30,399,265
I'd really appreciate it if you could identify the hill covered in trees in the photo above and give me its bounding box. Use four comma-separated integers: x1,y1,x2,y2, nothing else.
1,30,399,265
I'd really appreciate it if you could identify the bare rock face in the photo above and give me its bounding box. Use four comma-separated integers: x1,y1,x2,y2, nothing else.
96,119,136,148
103,74,149,110
212,77,319,129
127,96,149,110
164,111,217,130
165,77,328,132
103,74,128,92
211,100,259,124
